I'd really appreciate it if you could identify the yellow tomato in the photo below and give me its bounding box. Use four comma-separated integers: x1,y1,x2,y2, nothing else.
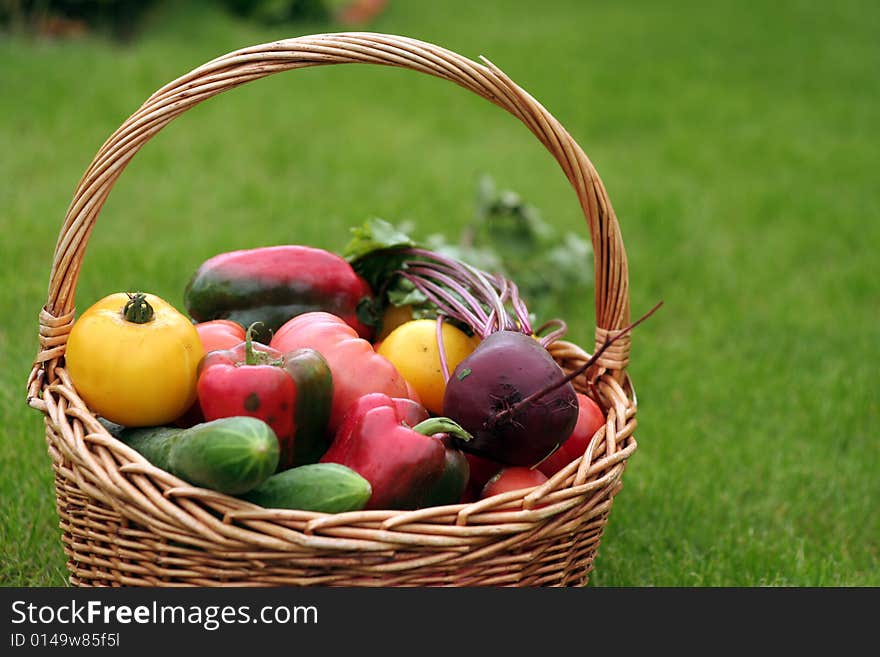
65,292,205,427
377,319,480,415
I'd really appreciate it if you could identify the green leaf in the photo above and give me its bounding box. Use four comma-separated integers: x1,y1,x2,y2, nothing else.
355,296,384,329
342,217,416,262
387,278,429,307
340,217,419,298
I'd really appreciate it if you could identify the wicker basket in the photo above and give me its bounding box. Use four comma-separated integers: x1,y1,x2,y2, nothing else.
26,33,636,587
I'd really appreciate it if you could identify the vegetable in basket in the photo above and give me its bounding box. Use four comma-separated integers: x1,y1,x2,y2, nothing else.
197,324,333,471
537,392,606,478
194,319,247,353
393,247,581,467
116,416,279,495
481,466,549,502
320,392,473,510
443,330,578,466
270,311,411,432
241,463,372,514
422,434,472,508
65,292,204,427
184,245,375,344
460,452,504,503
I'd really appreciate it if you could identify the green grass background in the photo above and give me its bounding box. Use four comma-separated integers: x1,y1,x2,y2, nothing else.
1,0,877,586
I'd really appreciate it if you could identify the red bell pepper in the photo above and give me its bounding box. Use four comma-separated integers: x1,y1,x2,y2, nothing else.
270,311,411,432
320,393,472,510
422,434,471,508
197,325,333,471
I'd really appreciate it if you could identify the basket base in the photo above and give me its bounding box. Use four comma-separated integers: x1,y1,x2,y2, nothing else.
55,472,618,587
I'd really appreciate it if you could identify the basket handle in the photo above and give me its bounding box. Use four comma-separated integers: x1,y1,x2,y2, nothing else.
34,32,631,378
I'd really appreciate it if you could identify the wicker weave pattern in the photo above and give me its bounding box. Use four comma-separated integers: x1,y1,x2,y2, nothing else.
27,33,636,587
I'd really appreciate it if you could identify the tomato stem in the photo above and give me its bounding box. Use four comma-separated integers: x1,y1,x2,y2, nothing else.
122,292,154,324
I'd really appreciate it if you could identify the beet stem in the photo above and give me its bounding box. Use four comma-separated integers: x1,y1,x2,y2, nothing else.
436,314,451,382
399,271,484,333
506,279,533,334
396,247,539,338
405,263,491,326
537,318,568,347
407,248,509,331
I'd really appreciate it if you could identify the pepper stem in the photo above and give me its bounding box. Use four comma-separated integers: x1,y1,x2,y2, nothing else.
244,322,270,366
412,417,473,443
122,292,154,324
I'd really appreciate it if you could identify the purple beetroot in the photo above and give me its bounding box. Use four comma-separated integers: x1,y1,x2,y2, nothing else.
442,330,578,467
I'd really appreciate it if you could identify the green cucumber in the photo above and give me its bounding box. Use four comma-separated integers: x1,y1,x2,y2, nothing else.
241,463,371,513
118,416,279,495
119,425,180,469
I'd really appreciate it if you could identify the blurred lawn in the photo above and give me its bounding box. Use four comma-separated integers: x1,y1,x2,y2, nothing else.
1,0,877,586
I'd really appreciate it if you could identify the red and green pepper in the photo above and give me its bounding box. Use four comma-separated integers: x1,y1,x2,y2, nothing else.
197,325,333,471
185,245,376,343
320,393,472,510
